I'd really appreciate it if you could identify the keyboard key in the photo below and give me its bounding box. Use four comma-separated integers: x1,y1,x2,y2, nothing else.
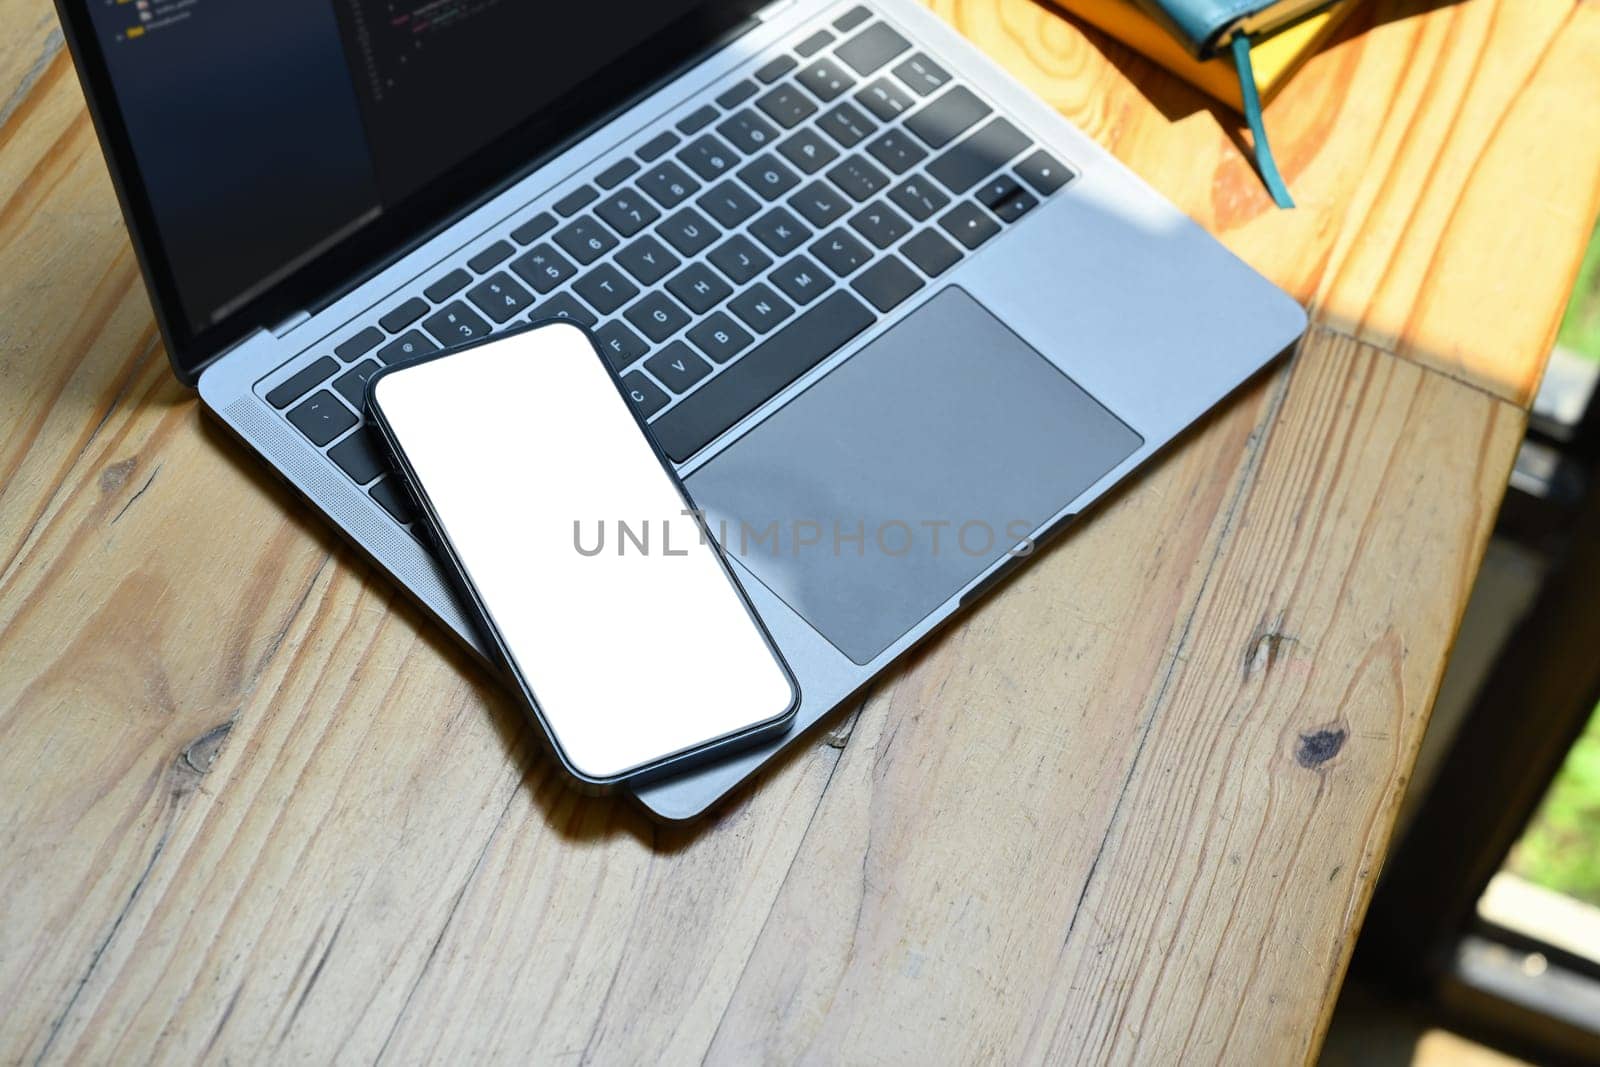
749,206,811,256
329,427,386,485
865,129,929,174
797,58,855,102
906,86,993,149
678,134,740,180
901,228,962,276
666,262,733,314
637,130,681,162
728,283,794,333
790,180,851,227
755,55,797,83
467,272,535,323
927,117,1032,193
637,160,701,208
573,263,641,316
553,216,618,265
535,291,598,328
738,154,802,200
826,154,890,200
511,244,579,293
848,200,910,248
893,53,950,95
836,23,910,75
369,477,415,525
850,255,923,311
697,180,762,228
769,254,832,305
423,269,471,301
553,185,599,216
888,175,950,221
686,312,753,363
809,228,873,275
657,207,719,256
756,84,818,129
937,200,1002,249
266,356,338,409
335,327,384,361
423,302,492,345
834,5,871,32
625,291,692,342
645,341,712,393
379,298,428,333
621,371,669,419
333,358,382,409
377,330,439,365
592,319,650,371
595,159,639,190
991,188,1038,222
716,79,759,109
595,188,661,237
977,174,1023,209
615,235,680,285
468,240,514,273
676,104,719,134
717,109,781,153
649,290,873,461
818,101,878,147
778,128,840,174
708,234,772,284
1015,148,1074,195
287,390,357,447
856,79,914,127
509,212,556,244
795,29,834,57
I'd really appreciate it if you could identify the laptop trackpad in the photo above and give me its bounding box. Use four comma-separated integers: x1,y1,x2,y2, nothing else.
685,287,1143,665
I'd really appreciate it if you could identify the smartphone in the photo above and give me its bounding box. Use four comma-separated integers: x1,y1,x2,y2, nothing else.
366,319,799,788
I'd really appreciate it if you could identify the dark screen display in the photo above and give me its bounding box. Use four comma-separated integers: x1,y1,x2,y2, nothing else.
86,0,710,337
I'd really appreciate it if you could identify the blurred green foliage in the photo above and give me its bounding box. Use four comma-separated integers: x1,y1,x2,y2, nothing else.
1509,706,1600,908
1558,221,1600,363
1502,225,1600,908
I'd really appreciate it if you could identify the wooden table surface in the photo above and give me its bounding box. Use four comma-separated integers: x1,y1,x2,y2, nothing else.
4,0,1599,1061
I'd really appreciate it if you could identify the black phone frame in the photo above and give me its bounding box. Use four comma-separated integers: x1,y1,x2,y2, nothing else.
363,316,802,790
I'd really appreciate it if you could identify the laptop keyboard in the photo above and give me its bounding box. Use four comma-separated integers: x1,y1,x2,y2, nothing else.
255,4,1075,532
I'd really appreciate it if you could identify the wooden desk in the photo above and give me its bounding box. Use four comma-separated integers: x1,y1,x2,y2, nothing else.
3,0,1597,1060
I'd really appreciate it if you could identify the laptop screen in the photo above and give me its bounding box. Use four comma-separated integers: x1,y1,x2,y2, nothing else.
63,0,763,378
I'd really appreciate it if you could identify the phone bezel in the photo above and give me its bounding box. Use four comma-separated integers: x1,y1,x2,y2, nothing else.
364,317,802,788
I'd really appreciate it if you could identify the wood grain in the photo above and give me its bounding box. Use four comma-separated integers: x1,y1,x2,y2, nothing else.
2,0,1597,1062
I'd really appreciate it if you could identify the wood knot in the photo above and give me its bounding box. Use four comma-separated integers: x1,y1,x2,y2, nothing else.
100,456,137,495
1295,727,1347,769
172,720,235,795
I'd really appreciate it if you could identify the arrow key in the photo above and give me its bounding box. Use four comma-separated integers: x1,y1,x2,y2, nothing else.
937,201,1001,250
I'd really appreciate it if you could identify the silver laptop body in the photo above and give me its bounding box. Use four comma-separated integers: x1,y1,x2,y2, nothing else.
77,0,1305,820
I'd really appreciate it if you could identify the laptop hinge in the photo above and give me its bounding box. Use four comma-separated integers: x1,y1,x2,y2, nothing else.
270,310,311,338
756,0,800,21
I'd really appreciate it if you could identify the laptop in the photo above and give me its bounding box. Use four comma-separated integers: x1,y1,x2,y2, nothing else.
56,0,1306,820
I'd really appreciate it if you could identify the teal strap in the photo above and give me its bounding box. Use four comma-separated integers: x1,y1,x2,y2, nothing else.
1229,33,1295,209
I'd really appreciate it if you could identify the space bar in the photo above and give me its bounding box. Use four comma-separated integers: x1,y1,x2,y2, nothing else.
650,291,875,462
